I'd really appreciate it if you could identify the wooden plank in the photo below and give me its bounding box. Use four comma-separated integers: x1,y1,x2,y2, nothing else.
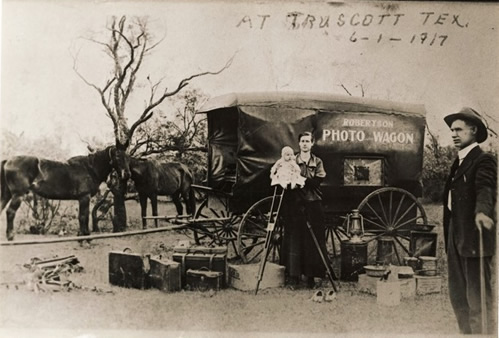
0,224,187,246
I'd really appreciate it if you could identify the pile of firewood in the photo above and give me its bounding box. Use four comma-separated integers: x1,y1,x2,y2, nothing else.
23,255,83,293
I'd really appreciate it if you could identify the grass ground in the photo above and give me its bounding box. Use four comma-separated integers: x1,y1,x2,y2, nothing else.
0,200,482,337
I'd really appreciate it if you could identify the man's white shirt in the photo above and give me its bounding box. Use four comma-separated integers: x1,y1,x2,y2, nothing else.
448,142,479,210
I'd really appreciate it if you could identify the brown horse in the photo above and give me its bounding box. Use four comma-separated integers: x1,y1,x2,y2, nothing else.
0,146,130,240
129,158,195,228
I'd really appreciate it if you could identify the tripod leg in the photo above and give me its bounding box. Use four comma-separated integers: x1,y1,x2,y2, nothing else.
255,237,272,294
306,221,338,292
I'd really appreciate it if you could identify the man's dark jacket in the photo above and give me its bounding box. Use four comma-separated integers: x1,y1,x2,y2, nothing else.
443,146,497,257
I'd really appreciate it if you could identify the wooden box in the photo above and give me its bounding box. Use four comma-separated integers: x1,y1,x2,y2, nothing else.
415,275,442,295
228,263,285,291
377,281,400,306
358,274,415,299
410,231,438,257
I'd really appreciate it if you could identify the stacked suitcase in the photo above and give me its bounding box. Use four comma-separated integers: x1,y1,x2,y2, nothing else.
148,255,182,292
109,244,227,292
109,250,181,292
172,245,228,290
109,250,151,289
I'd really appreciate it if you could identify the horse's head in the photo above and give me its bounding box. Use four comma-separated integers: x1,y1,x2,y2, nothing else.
108,146,131,180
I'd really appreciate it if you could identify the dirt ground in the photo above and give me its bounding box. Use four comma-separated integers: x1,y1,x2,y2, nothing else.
0,202,476,337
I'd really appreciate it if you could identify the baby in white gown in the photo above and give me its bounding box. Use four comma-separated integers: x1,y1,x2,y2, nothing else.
270,146,306,189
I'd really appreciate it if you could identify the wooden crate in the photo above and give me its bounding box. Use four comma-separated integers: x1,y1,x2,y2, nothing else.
358,274,415,299
410,231,438,257
377,281,400,306
228,263,285,291
415,275,442,295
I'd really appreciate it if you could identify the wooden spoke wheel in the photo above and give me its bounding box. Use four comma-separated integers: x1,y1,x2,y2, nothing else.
325,215,350,258
357,187,428,265
192,193,241,259
237,196,283,264
324,215,351,276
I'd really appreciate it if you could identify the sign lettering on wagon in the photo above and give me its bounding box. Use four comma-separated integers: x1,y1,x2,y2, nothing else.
323,118,415,145
316,112,424,153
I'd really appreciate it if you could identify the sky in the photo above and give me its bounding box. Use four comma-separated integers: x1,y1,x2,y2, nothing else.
1,0,498,156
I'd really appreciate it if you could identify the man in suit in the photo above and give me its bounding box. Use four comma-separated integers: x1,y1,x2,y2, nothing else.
443,107,497,334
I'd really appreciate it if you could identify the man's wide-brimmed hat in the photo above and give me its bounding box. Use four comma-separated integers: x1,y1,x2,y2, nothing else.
444,107,488,143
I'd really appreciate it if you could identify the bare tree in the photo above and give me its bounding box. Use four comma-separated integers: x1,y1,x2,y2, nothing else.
129,89,207,157
73,15,232,232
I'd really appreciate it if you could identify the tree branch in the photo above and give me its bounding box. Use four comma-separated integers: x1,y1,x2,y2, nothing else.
72,50,118,124
129,55,234,138
340,84,352,96
139,146,208,157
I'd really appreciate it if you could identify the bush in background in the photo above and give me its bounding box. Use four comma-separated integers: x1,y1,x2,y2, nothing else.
422,142,456,203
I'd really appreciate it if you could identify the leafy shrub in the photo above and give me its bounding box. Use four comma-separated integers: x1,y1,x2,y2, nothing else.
422,143,456,203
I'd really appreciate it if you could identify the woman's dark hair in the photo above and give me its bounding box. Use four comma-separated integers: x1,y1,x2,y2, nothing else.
298,131,315,143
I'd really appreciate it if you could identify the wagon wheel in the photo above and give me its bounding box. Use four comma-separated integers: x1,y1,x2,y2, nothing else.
237,196,283,264
324,215,351,276
192,194,241,259
325,215,350,258
357,187,428,266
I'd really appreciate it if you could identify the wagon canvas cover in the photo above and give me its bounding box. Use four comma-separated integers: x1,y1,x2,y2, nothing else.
198,92,426,214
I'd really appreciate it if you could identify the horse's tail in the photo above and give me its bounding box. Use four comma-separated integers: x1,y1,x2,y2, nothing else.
1,160,12,212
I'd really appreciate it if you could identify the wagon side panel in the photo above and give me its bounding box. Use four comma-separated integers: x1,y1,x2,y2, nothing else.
206,108,239,190
314,109,426,220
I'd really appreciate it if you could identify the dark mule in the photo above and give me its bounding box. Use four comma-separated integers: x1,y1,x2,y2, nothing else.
0,146,130,240
129,158,195,228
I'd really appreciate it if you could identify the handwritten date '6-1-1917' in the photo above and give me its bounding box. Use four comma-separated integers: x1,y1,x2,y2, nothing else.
350,31,448,46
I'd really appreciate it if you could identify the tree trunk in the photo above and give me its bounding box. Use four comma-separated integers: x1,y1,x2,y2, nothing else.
92,189,112,232
112,178,128,233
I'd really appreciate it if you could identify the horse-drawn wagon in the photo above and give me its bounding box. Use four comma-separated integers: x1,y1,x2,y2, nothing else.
188,92,433,271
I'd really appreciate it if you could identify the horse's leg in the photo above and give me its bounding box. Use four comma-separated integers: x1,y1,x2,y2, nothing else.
78,195,91,236
139,194,148,229
172,192,183,215
180,189,192,216
0,187,11,213
151,194,159,228
188,187,196,217
0,160,12,212
0,194,11,213
5,195,22,241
